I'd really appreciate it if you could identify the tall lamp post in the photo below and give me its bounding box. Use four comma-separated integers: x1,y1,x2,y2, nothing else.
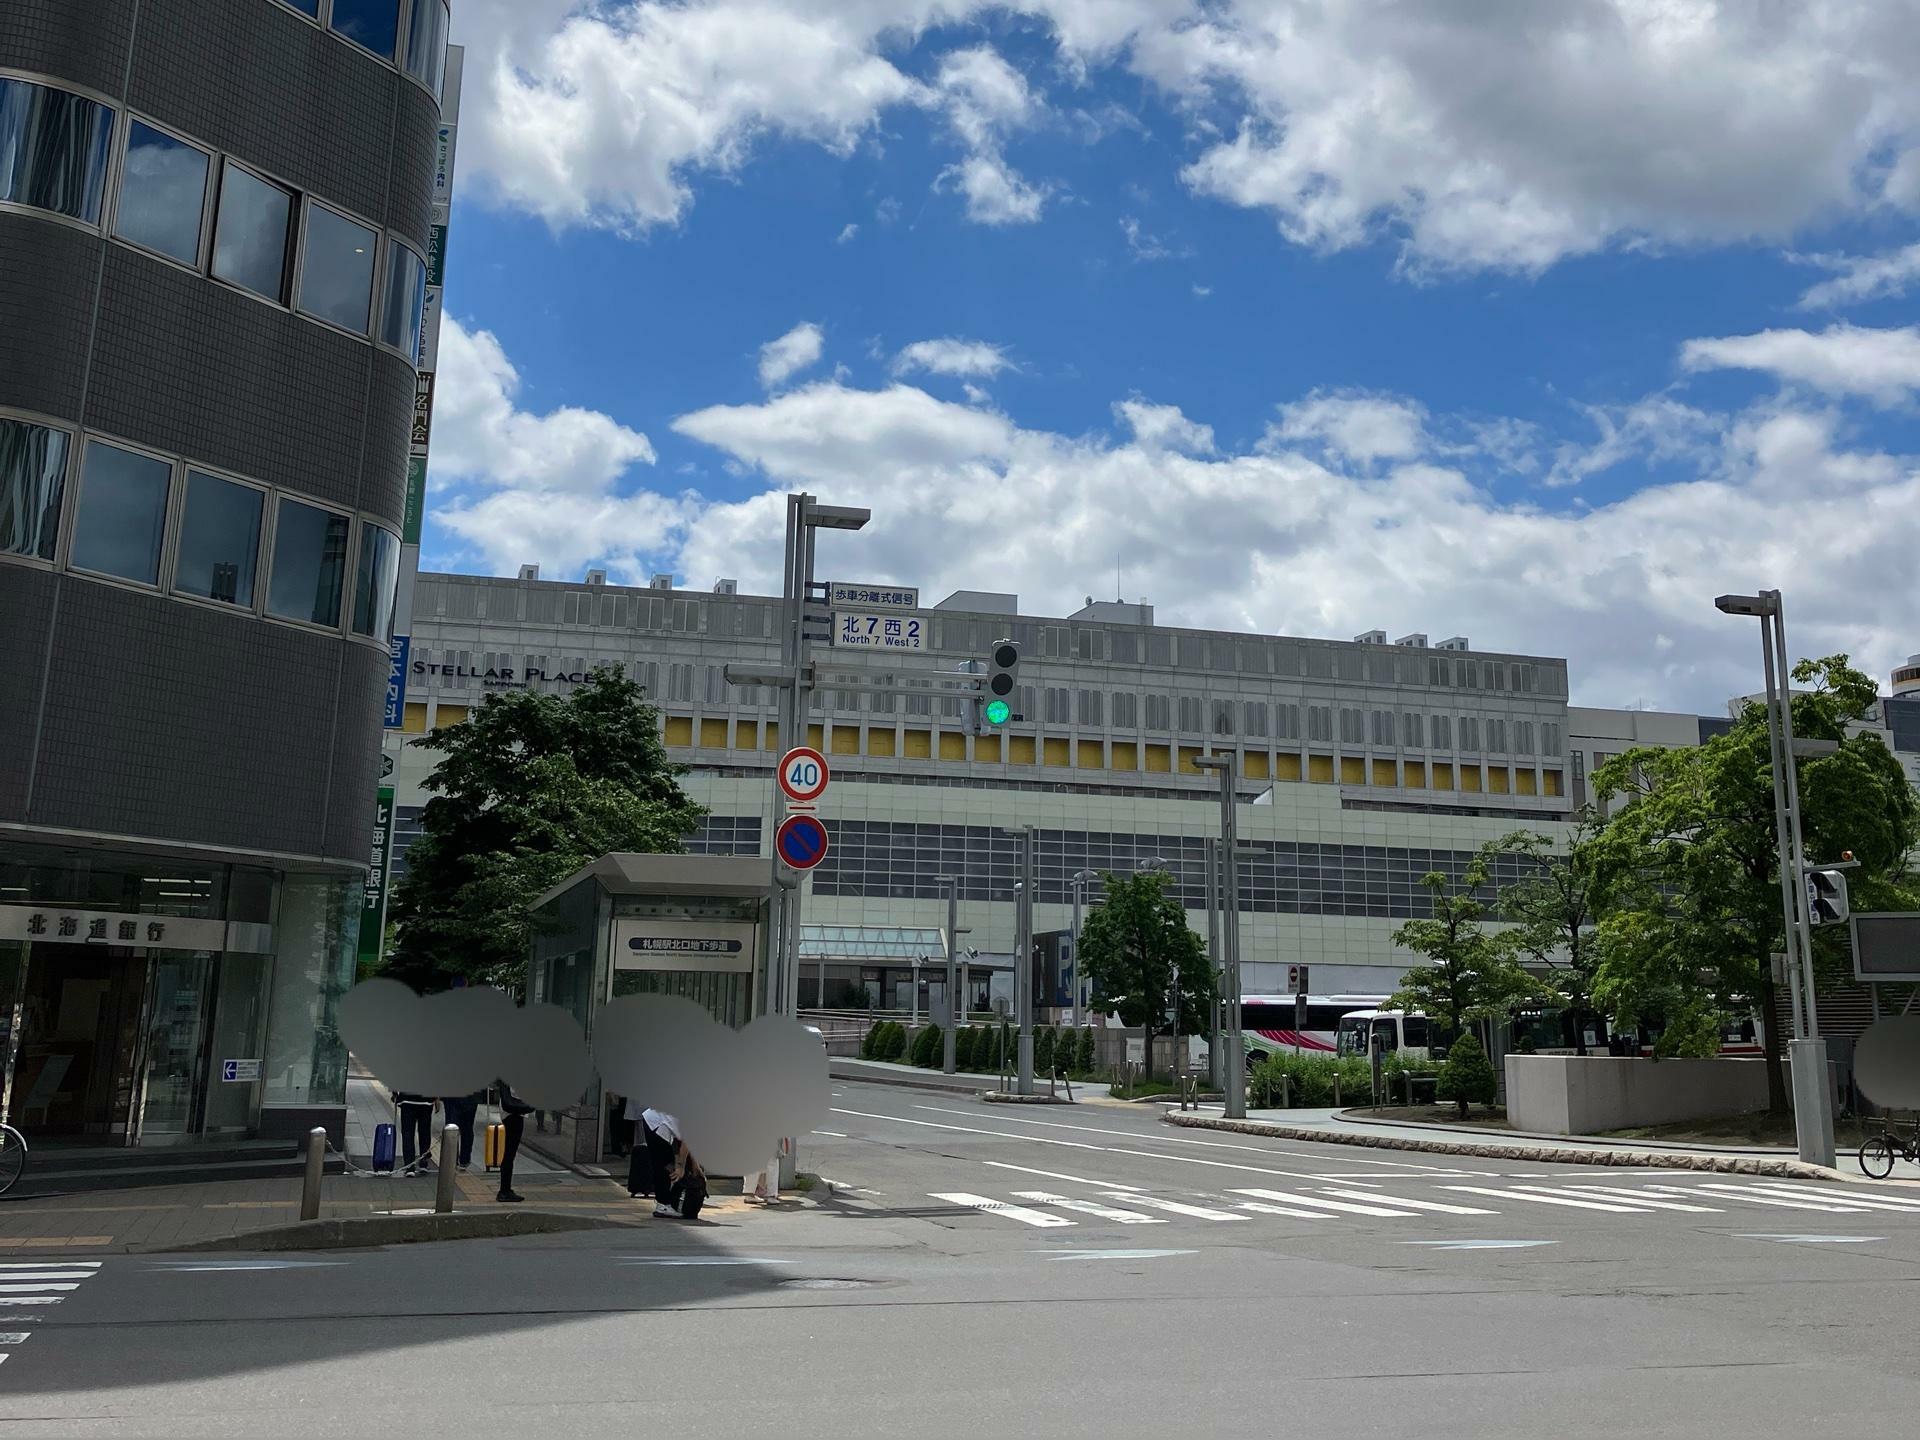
1714,590,1835,1167
1069,868,1098,1028
1191,755,1246,1119
939,875,960,1074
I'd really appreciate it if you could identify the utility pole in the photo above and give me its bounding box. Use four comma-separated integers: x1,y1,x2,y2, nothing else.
1069,868,1097,1029
1192,756,1245,1118
1204,838,1223,1092
1008,826,1036,1094
941,876,960,1074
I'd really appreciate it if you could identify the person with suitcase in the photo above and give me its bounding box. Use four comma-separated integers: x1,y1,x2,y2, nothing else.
639,1109,704,1219
393,1091,435,1172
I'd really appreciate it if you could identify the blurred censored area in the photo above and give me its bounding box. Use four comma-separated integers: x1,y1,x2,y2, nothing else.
340,981,828,1172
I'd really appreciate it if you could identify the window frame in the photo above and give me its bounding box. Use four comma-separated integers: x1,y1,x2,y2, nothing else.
348,515,403,646
294,195,380,338
169,461,271,615
0,68,121,235
401,0,453,103
0,405,76,571
209,154,298,309
63,430,180,593
327,0,405,64
264,491,354,633
106,110,215,273
376,232,429,362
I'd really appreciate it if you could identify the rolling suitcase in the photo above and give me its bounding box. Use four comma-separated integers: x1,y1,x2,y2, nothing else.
484,1122,506,1170
372,1122,396,1173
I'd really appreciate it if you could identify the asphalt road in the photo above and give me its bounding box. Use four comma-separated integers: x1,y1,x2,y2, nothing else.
4,1079,1919,1438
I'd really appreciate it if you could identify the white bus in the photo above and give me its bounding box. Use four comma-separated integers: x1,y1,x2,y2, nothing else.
1241,994,1388,1065
1334,1008,1441,1061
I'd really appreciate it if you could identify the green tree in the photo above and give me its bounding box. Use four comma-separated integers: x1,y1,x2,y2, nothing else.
1435,1033,1497,1118
390,666,704,992
1075,1026,1097,1077
1389,846,1542,1042
1589,655,1920,1111
1035,1026,1056,1074
1077,872,1214,1082
1497,821,1609,1055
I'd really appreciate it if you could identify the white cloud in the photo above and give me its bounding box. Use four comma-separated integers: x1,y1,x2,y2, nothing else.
1191,283,1212,298
436,488,691,580
937,153,1049,224
1795,243,1920,310
1545,397,1717,489
962,383,991,406
1141,1,1920,272
757,321,826,389
928,44,1051,224
1270,388,1428,464
662,375,1920,711
1115,397,1214,454
429,318,655,493
892,337,1012,379
835,222,860,244
1120,215,1181,260
1680,324,1920,405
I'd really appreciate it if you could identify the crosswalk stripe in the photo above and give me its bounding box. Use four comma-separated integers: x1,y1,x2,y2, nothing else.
1680,1185,1878,1214
1109,1194,1246,1221
1234,1199,1336,1218
1555,1186,1723,1213
0,1274,97,1283
0,1262,97,1270
1012,1192,1165,1224
0,1298,61,1307
930,1193,1076,1228
1313,1187,1495,1215
0,1334,29,1345
1738,1182,1920,1212
1231,1187,1422,1218
1442,1185,1652,1213
0,1284,78,1294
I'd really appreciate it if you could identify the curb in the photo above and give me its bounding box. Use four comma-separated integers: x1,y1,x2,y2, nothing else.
166,1208,641,1254
828,1063,992,1095
982,1092,1071,1105
1162,1112,1837,1180
1330,1108,1798,1157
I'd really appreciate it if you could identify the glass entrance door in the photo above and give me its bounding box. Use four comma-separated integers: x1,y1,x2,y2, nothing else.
9,942,145,1142
135,952,216,1141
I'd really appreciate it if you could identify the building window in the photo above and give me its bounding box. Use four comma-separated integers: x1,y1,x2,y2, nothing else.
330,0,401,60
1143,693,1169,730
1486,718,1508,754
1370,709,1395,746
1308,706,1332,742
1339,708,1364,745
1543,722,1563,757
350,521,400,639
1077,689,1104,727
267,497,349,626
1431,714,1451,751
404,0,452,100
0,419,68,562
1459,717,1480,753
1402,712,1424,749
1244,700,1268,737
1515,721,1536,756
1045,687,1070,724
1276,704,1300,740
1212,699,1235,736
1178,696,1204,733
70,440,171,585
0,78,113,225
212,161,293,302
704,666,728,704
667,664,694,702
174,471,263,606
297,202,377,334
1112,692,1138,730
380,238,428,361
113,120,209,265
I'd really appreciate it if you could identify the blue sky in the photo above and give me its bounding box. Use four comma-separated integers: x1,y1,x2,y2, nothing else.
421,2,1920,710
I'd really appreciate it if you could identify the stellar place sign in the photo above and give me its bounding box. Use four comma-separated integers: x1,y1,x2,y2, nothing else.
411,661,590,688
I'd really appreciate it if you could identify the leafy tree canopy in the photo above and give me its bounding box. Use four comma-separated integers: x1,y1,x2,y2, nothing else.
1388,845,1543,1039
387,665,704,992
1077,871,1213,1080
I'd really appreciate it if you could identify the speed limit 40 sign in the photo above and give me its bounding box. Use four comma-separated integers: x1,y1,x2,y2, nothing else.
777,747,830,804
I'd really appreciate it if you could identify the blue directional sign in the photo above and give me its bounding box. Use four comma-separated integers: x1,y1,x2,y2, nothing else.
776,813,830,871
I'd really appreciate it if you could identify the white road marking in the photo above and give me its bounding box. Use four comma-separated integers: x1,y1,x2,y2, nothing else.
0,1274,98,1283
0,1263,97,1271
1234,1199,1336,1219
1403,1240,1557,1251
1736,1234,1886,1245
0,1334,28,1345
812,1130,849,1138
1108,1194,1246,1222
907,1104,1481,1172
1041,1249,1195,1261
150,1260,346,1273
0,1299,60,1308
0,1284,78,1294
1680,1185,1878,1214
1555,1186,1724,1213
618,1257,794,1266
1443,1186,1653,1214
931,1193,1076,1228
1313,1187,1496,1215
983,1161,1142,1191
1231,1187,1423,1218
1012,1192,1164,1224
1739,1182,1920,1212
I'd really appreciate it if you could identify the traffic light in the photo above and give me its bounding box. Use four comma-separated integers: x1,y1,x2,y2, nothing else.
1807,869,1850,927
981,638,1019,728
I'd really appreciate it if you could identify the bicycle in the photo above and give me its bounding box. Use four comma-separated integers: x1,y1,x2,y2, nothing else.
1858,1115,1919,1179
0,1122,27,1198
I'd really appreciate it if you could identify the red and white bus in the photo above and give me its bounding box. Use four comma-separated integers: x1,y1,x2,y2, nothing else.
1241,994,1388,1064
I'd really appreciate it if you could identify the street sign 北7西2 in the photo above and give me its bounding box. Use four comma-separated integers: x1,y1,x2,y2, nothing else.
833,612,925,650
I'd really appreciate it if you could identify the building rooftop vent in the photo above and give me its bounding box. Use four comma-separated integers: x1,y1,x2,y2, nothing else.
1395,633,1429,649
713,578,738,595
1437,636,1471,651
1354,629,1387,645
517,564,540,582
584,568,607,585
649,573,674,590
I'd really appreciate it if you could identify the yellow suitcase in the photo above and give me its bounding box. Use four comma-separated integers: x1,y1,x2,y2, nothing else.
483,1122,505,1170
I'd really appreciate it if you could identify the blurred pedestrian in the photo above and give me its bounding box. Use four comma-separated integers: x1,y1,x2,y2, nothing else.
639,1108,701,1219
441,1089,483,1168
625,1095,652,1198
393,1090,435,1172
495,1080,532,1203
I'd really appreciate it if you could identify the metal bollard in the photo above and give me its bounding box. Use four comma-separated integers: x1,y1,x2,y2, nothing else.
434,1124,459,1214
1333,1072,1342,1108
1280,1073,1290,1110
300,1127,326,1221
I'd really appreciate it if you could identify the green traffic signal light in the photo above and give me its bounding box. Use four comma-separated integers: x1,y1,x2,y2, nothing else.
984,698,1011,725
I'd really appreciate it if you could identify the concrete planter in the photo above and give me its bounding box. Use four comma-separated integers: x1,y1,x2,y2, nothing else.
1505,1054,1770,1135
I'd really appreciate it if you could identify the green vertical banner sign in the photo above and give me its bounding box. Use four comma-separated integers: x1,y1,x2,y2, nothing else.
358,784,395,971
403,456,427,544
427,223,448,287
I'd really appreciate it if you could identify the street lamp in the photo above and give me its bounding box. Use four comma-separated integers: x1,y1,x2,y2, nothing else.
1714,588,1835,1167
1191,755,1246,1119
1069,868,1098,1028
